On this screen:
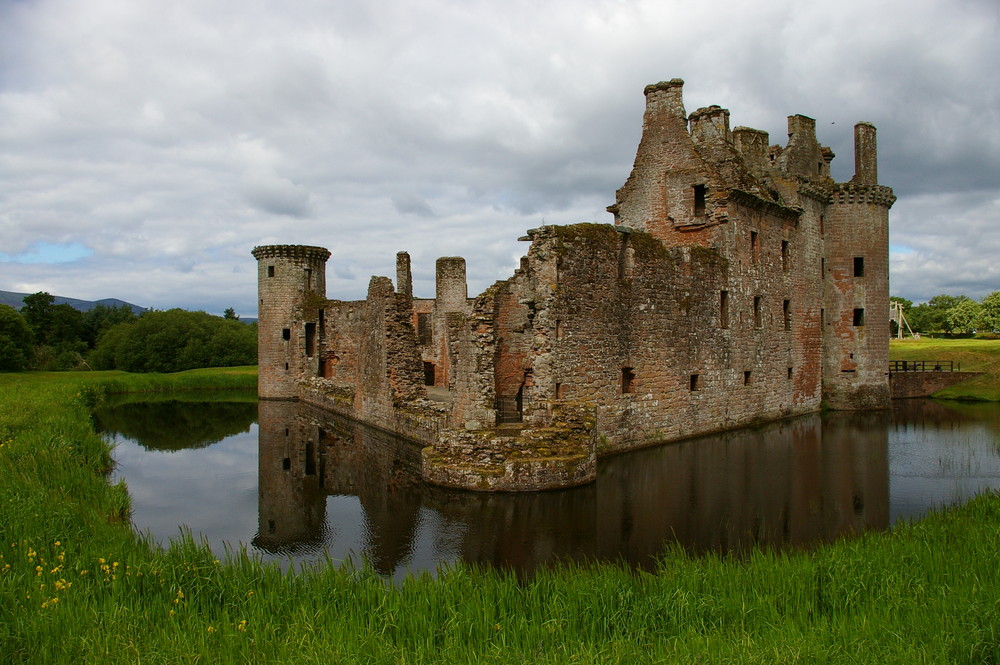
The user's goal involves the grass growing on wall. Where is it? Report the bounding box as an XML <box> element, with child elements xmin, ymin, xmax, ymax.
<box><xmin>2</xmin><ymin>369</ymin><xmax>1000</xmax><ymax>663</ymax></box>
<box><xmin>890</xmin><ymin>338</ymin><xmax>1000</xmax><ymax>400</ymax></box>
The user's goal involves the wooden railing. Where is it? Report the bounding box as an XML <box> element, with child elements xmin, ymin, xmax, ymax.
<box><xmin>889</xmin><ymin>360</ymin><xmax>957</xmax><ymax>372</ymax></box>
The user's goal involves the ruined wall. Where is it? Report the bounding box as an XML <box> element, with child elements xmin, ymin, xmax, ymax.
<box><xmin>519</xmin><ymin>223</ymin><xmax>821</xmax><ymax>454</ymax></box>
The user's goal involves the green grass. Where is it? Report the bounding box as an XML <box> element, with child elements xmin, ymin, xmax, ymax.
<box><xmin>890</xmin><ymin>338</ymin><xmax>1000</xmax><ymax>400</ymax></box>
<box><xmin>2</xmin><ymin>368</ymin><xmax>1000</xmax><ymax>662</ymax></box>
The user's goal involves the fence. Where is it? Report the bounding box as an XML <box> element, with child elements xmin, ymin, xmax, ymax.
<box><xmin>889</xmin><ymin>360</ymin><xmax>957</xmax><ymax>372</ymax></box>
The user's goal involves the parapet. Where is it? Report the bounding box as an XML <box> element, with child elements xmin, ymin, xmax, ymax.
<box><xmin>252</xmin><ymin>245</ymin><xmax>331</xmax><ymax>262</ymax></box>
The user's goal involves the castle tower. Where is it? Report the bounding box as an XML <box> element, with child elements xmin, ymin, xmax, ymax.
<box><xmin>821</xmin><ymin>123</ymin><xmax>895</xmax><ymax>409</ymax></box>
<box><xmin>252</xmin><ymin>245</ymin><xmax>331</xmax><ymax>400</ymax></box>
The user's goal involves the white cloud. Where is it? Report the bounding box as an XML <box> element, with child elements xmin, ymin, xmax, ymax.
<box><xmin>0</xmin><ymin>0</ymin><xmax>998</xmax><ymax>316</ymax></box>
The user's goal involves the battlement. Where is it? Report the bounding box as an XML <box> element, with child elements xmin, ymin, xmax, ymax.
<box><xmin>251</xmin><ymin>245</ymin><xmax>331</xmax><ymax>262</ymax></box>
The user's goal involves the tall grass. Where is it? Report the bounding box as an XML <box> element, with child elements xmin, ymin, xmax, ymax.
<box><xmin>2</xmin><ymin>369</ymin><xmax>1000</xmax><ymax>663</ymax></box>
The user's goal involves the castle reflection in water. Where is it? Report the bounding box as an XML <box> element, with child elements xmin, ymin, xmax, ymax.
<box><xmin>254</xmin><ymin>401</ymin><xmax>889</xmax><ymax>575</ymax></box>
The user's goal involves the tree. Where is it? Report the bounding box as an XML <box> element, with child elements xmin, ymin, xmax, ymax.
<box><xmin>90</xmin><ymin>309</ymin><xmax>256</xmax><ymax>372</ymax></box>
<box><xmin>907</xmin><ymin>294</ymin><xmax>972</xmax><ymax>334</ymax></box>
<box><xmin>946</xmin><ymin>299</ymin><xmax>982</xmax><ymax>334</ymax></box>
<box><xmin>0</xmin><ymin>305</ymin><xmax>34</xmax><ymax>371</ymax></box>
<box><xmin>977</xmin><ymin>291</ymin><xmax>1000</xmax><ymax>332</ymax></box>
<box><xmin>82</xmin><ymin>304</ymin><xmax>138</xmax><ymax>347</ymax></box>
<box><xmin>223</xmin><ymin>307</ymin><xmax>239</xmax><ymax>321</ymax></box>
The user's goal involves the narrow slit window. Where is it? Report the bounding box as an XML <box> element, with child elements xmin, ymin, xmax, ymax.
<box><xmin>743</xmin><ymin>371</ymin><xmax>752</xmax><ymax>386</ymax></box>
<box><xmin>787</xmin><ymin>367</ymin><xmax>793</xmax><ymax>380</ymax></box>
<box><xmin>267</xmin><ymin>265</ymin><xmax>275</xmax><ymax>277</ymax></box>
<box><xmin>783</xmin><ymin>300</ymin><xmax>791</xmax><ymax>331</ymax></box>
<box><xmin>693</xmin><ymin>184</ymin><xmax>706</xmax><ymax>216</ymax></box>
<box><xmin>853</xmin><ymin>308</ymin><xmax>865</xmax><ymax>326</ymax></box>
<box><xmin>853</xmin><ymin>256</ymin><xmax>865</xmax><ymax>277</ymax></box>
<box><xmin>750</xmin><ymin>231</ymin><xmax>759</xmax><ymax>263</ymax></box>
<box><xmin>305</xmin><ymin>268</ymin><xmax>312</xmax><ymax>289</ymax></box>
<box><xmin>719</xmin><ymin>290</ymin><xmax>729</xmax><ymax>328</ymax></box>
<box><xmin>781</xmin><ymin>240</ymin><xmax>789</xmax><ymax>271</ymax></box>
<box><xmin>621</xmin><ymin>367</ymin><xmax>636</xmax><ymax>394</ymax></box>
<box><xmin>690</xmin><ymin>374</ymin><xmax>700</xmax><ymax>391</ymax></box>
<box><xmin>753</xmin><ymin>296</ymin><xmax>762</xmax><ymax>328</ymax></box>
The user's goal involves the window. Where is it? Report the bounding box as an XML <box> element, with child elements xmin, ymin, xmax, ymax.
<box><xmin>305</xmin><ymin>322</ymin><xmax>316</xmax><ymax>357</ymax></box>
<box><xmin>423</xmin><ymin>362</ymin><xmax>435</xmax><ymax>386</ymax></box>
<box><xmin>621</xmin><ymin>368</ymin><xmax>636</xmax><ymax>394</ymax></box>
<box><xmin>282</xmin><ymin>328</ymin><xmax>291</xmax><ymax>341</ymax></box>
<box><xmin>719</xmin><ymin>291</ymin><xmax>729</xmax><ymax>328</ymax></box>
<box><xmin>690</xmin><ymin>374</ymin><xmax>701</xmax><ymax>391</ymax></box>
<box><xmin>783</xmin><ymin>300</ymin><xmax>791</xmax><ymax>331</ymax></box>
<box><xmin>853</xmin><ymin>256</ymin><xmax>865</xmax><ymax>277</ymax></box>
<box><xmin>819</xmin><ymin>215</ymin><xmax>825</xmax><ymax>235</ymax></box>
<box><xmin>267</xmin><ymin>265</ymin><xmax>275</xmax><ymax>277</ymax></box>
<box><xmin>305</xmin><ymin>268</ymin><xmax>312</xmax><ymax>289</ymax></box>
<box><xmin>693</xmin><ymin>184</ymin><xmax>706</xmax><ymax>217</ymax></box>
<box><xmin>781</xmin><ymin>240</ymin><xmax>789</xmax><ymax>271</ymax></box>
<box><xmin>556</xmin><ymin>383</ymin><xmax>568</xmax><ymax>399</ymax></box>
<box><xmin>753</xmin><ymin>296</ymin><xmax>762</xmax><ymax>328</ymax></box>
<box><xmin>750</xmin><ymin>231</ymin><xmax>759</xmax><ymax>262</ymax></box>
<box><xmin>853</xmin><ymin>308</ymin><xmax>865</xmax><ymax>326</ymax></box>
<box><xmin>417</xmin><ymin>313</ymin><xmax>432</xmax><ymax>345</ymax></box>
<box><xmin>743</xmin><ymin>371</ymin><xmax>752</xmax><ymax>386</ymax></box>
<box><xmin>787</xmin><ymin>367</ymin><xmax>793</xmax><ymax>380</ymax></box>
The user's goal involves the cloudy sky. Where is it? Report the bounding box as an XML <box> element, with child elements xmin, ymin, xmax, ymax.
<box><xmin>1</xmin><ymin>0</ymin><xmax>998</xmax><ymax>317</ymax></box>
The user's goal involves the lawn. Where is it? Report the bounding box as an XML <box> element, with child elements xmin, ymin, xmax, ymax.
<box><xmin>890</xmin><ymin>337</ymin><xmax>1000</xmax><ymax>400</ymax></box>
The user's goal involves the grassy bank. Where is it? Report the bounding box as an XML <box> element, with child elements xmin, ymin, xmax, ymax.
<box><xmin>2</xmin><ymin>370</ymin><xmax>1000</xmax><ymax>663</ymax></box>
<box><xmin>890</xmin><ymin>337</ymin><xmax>1000</xmax><ymax>400</ymax></box>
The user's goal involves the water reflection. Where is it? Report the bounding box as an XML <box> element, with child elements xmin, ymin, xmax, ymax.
<box><xmin>255</xmin><ymin>402</ymin><xmax>888</xmax><ymax>575</ymax></box>
<box><xmin>98</xmin><ymin>397</ymin><xmax>1000</xmax><ymax>578</ymax></box>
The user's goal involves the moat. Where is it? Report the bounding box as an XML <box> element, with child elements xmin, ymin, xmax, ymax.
<box><xmin>93</xmin><ymin>397</ymin><xmax>1000</xmax><ymax>579</ymax></box>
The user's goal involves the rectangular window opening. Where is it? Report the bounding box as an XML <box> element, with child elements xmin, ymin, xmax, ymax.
<box><xmin>693</xmin><ymin>184</ymin><xmax>706</xmax><ymax>217</ymax></box>
<box><xmin>853</xmin><ymin>256</ymin><xmax>865</xmax><ymax>277</ymax></box>
<box><xmin>423</xmin><ymin>362</ymin><xmax>435</xmax><ymax>386</ymax></box>
<box><xmin>719</xmin><ymin>290</ymin><xmax>729</xmax><ymax>328</ymax></box>
<box><xmin>783</xmin><ymin>299</ymin><xmax>791</xmax><ymax>331</ymax></box>
<box><xmin>282</xmin><ymin>328</ymin><xmax>291</xmax><ymax>341</ymax></box>
<box><xmin>621</xmin><ymin>367</ymin><xmax>635</xmax><ymax>394</ymax></box>
<box><xmin>305</xmin><ymin>268</ymin><xmax>312</xmax><ymax>289</ymax></box>
<box><xmin>787</xmin><ymin>367</ymin><xmax>793</xmax><ymax>380</ymax></box>
<box><xmin>781</xmin><ymin>240</ymin><xmax>790</xmax><ymax>272</ymax></box>
<box><xmin>556</xmin><ymin>383</ymin><xmax>568</xmax><ymax>400</ymax></box>
<box><xmin>690</xmin><ymin>374</ymin><xmax>700</xmax><ymax>391</ymax></box>
<box><xmin>853</xmin><ymin>308</ymin><xmax>865</xmax><ymax>326</ymax></box>
<box><xmin>750</xmin><ymin>231</ymin><xmax>759</xmax><ymax>263</ymax></box>
<box><xmin>267</xmin><ymin>265</ymin><xmax>275</xmax><ymax>277</ymax></box>
<box><xmin>743</xmin><ymin>371</ymin><xmax>752</xmax><ymax>386</ymax></box>
<box><xmin>417</xmin><ymin>313</ymin><xmax>432</xmax><ymax>345</ymax></box>
<box><xmin>753</xmin><ymin>296</ymin><xmax>762</xmax><ymax>328</ymax></box>
<box><xmin>305</xmin><ymin>322</ymin><xmax>316</xmax><ymax>357</ymax></box>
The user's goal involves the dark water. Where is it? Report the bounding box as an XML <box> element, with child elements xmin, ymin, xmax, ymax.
<box><xmin>93</xmin><ymin>398</ymin><xmax>1000</xmax><ymax>579</ymax></box>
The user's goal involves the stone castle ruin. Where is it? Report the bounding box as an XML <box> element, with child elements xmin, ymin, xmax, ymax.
<box><xmin>253</xmin><ymin>79</ymin><xmax>894</xmax><ymax>491</ymax></box>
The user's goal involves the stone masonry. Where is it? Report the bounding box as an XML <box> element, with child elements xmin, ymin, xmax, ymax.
<box><xmin>253</xmin><ymin>79</ymin><xmax>895</xmax><ymax>491</ymax></box>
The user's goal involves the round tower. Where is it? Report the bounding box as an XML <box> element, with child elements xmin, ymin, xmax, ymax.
<box><xmin>821</xmin><ymin>123</ymin><xmax>895</xmax><ymax>409</ymax></box>
<box><xmin>252</xmin><ymin>245</ymin><xmax>331</xmax><ymax>400</ymax></box>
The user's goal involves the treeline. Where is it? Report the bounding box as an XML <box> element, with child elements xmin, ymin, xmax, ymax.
<box><xmin>892</xmin><ymin>292</ymin><xmax>1000</xmax><ymax>336</ymax></box>
<box><xmin>0</xmin><ymin>292</ymin><xmax>256</xmax><ymax>372</ymax></box>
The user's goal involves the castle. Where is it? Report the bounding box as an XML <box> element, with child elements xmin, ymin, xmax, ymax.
<box><xmin>253</xmin><ymin>79</ymin><xmax>894</xmax><ymax>491</ymax></box>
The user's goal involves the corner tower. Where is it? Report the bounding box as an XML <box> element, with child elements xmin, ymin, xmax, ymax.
<box><xmin>822</xmin><ymin>123</ymin><xmax>895</xmax><ymax>409</ymax></box>
<box><xmin>252</xmin><ymin>245</ymin><xmax>331</xmax><ymax>400</ymax></box>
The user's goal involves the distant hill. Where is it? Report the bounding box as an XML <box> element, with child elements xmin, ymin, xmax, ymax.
<box><xmin>0</xmin><ymin>290</ymin><xmax>147</xmax><ymax>315</ymax></box>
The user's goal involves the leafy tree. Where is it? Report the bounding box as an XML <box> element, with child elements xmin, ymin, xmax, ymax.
<box><xmin>82</xmin><ymin>304</ymin><xmax>138</xmax><ymax>347</ymax></box>
<box><xmin>946</xmin><ymin>299</ymin><xmax>982</xmax><ymax>334</ymax></box>
<box><xmin>223</xmin><ymin>307</ymin><xmax>239</xmax><ymax>321</ymax></box>
<box><xmin>907</xmin><ymin>294</ymin><xmax>972</xmax><ymax>334</ymax></box>
<box><xmin>977</xmin><ymin>291</ymin><xmax>1000</xmax><ymax>332</ymax></box>
<box><xmin>90</xmin><ymin>309</ymin><xmax>256</xmax><ymax>373</ymax></box>
<box><xmin>0</xmin><ymin>305</ymin><xmax>34</xmax><ymax>371</ymax></box>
